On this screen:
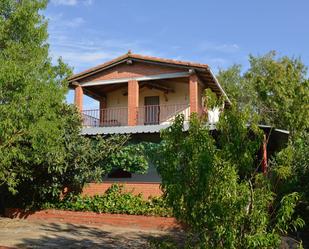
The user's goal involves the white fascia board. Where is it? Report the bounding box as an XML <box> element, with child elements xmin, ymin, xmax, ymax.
<box><xmin>208</xmin><ymin>68</ymin><xmax>232</xmax><ymax>105</ymax></box>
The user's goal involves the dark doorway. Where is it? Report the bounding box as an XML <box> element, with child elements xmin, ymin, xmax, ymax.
<box><xmin>144</xmin><ymin>96</ymin><xmax>160</xmax><ymax>125</ymax></box>
<box><xmin>108</xmin><ymin>168</ymin><xmax>132</xmax><ymax>178</ymax></box>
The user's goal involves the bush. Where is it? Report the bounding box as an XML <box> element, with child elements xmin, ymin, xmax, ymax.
<box><xmin>151</xmin><ymin>110</ymin><xmax>304</xmax><ymax>248</ymax></box>
<box><xmin>148</xmin><ymin>238</ymin><xmax>179</xmax><ymax>249</ymax></box>
<box><xmin>42</xmin><ymin>184</ymin><xmax>171</xmax><ymax>217</ymax></box>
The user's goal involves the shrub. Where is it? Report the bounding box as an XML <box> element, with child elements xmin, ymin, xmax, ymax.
<box><xmin>151</xmin><ymin>110</ymin><xmax>304</xmax><ymax>248</ymax></box>
<box><xmin>148</xmin><ymin>238</ymin><xmax>179</xmax><ymax>249</ymax></box>
<box><xmin>42</xmin><ymin>184</ymin><xmax>171</xmax><ymax>217</ymax></box>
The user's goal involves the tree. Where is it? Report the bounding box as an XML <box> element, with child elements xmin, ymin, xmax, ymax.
<box><xmin>217</xmin><ymin>52</ymin><xmax>309</xmax><ymax>232</ymax></box>
<box><xmin>217</xmin><ymin>51</ymin><xmax>309</xmax><ymax>138</ymax></box>
<box><xmin>246</xmin><ymin>51</ymin><xmax>309</xmax><ymax>138</ymax></box>
<box><xmin>0</xmin><ymin>0</ymin><xmax>148</xmax><ymax>207</ymax></box>
<box><xmin>0</xmin><ymin>0</ymin><xmax>71</xmax><ymax>195</ymax></box>
<box><xmin>217</xmin><ymin>64</ymin><xmax>255</xmax><ymax>109</ymax></box>
<box><xmin>152</xmin><ymin>109</ymin><xmax>303</xmax><ymax>248</ymax></box>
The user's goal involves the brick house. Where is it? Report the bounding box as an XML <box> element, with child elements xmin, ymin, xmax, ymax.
<box><xmin>68</xmin><ymin>52</ymin><xmax>286</xmax><ymax>198</ymax></box>
<box><xmin>68</xmin><ymin>51</ymin><xmax>230</xmax><ymax>130</ymax></box>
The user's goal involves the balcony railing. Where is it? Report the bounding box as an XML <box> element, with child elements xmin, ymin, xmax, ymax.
<box><xmin>82</xmin><ymin>107</ymin><xmax>128</xmax><ymax>127</ymax></box>
<box><xmin>137</xmin><ymin>103</ymin><xmax>190</xmax><ymax>125</ymax></box>
<box><xmin>82</xmin><ymin>103</ymin><xmax>190</xmax><ymax>127</ymax></box>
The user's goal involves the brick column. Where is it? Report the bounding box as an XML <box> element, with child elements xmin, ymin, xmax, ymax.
<box><xmin>189</xmin><ymin>74</ymin><xmax>199</xmax><ymax>114</ymax></box>
<box><xmin>262</xmin><ymin>134</ymin><xmax>268</xmax><ymax>174</ymax></box>
<box><xmin>128</xmin><ymin>80</ymin><xmax>139</xmax><ymax>126</ymax></box>
<box><xmin>74</xmin><ymin>84</ymin><xmax>83</xmax><ymax>112</ymax></box>
<box><xmin>99</xmin><ymin>97</ymin><xmax>106</xmax><ymax>126</ymax></box>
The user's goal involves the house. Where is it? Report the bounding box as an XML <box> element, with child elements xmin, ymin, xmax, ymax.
<box><xmin>68</xmin><ymin>52</ymin><xmax>287</xmax><ymax>198</ymax></box>
<box><xmin>68</xmin><ymin>51</ymin><xmax>230</xmax><ymax>134</ymax></box>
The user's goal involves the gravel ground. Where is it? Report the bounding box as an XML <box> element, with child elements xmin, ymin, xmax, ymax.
<box><xmin>2</xmin><ymin>217</ymin><xmax>305</xmax><ymax>249</ymax></box>
<box><xmin>0</xmin><ymin>217</ymin><xmax>182</xmax><ymax>249</ymax></box>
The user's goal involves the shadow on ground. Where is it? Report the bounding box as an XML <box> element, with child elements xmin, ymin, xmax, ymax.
<box><xmin>15</xmin><ymin>222</ymin><xmax>183</xmax><ymax>249</ymax></box>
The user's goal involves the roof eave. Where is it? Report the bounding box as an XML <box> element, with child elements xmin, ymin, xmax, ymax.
<box><xmin>68</xmin><ymin>56</ymin><xmax>129</xmax><ymax>84</ymax></box>
<box><xmin>68</xmin><ymin>54</ymin><xmax>209</xmax><ymax>84</ymax></box>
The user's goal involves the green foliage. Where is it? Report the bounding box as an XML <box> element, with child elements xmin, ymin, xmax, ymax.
<box><xmin>203</xmin><ymin>88</ymin><xmax>224</xmax><ymax>110</ymax></box>
<box><xmin>152</xmin><ymin>111</ymin><xmax>303</xmax><ymax>248</ymax></box>
<box><xmin>0</xmin><ymin>0</ymin><xmax>69</xmax><ymax>195</ymax></box>
<box><xmin>217</xmin><ymin>65</ymin><xmax>250</xmax><ymax>106</ymax></box>
<box><xmin>217</xmin><ymin>51</ymin><xmax>309</xmax><ymax>232</ymax></box>
<box><xmin>217</xmin><ymin>64</ymin><xmax>257</xmax><ymax>114</ymax></box>
<box><xmin>43</xmin><ymin>184</ymin><xmax>171</xmax><ymax>217</ymax></box>
<box><xmin>246</xmin><ymin>51</ymin><xmax>309</xmax><ymax>138</ymax></box>
<box><xmin>106</xmin><ymin>143</ymin><xmax>148</xmax><ymax>174</ymax></box>
<box><xmin>271</xmin><ymin>131</ymin><xmax>309</xmax><ymax>228</ymax></box>
<box><xmin>292</xmin><ymin>131</ymin><xmax>309</xmax><ymax>199</ymax></box>
<box><xmin>217</xmin><ymin>51</ymin><xmax>309</xmax><ymax>138</ymax></box>
<box><xmin>0</xmin><ymin>0</ymin><xmax>149</xmax><ymax>208</ymax></box>
<box><xmin>148</xmin><ymin>237</ymin><xmax>179</xmax><ymax>249</ymax></box>
<box><xmin>274</xmin><ymin>192</ymin><xmax>305</xmax><ymax>234</ymax></box>
<box><xmin>217</xmin><ymin>107</ymin><xmax>262</xmax><ymax>178</ymax></box>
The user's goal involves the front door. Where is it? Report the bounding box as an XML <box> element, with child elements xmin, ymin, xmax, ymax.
<box><xmin>144</xmin><ymin>96</ymin><xmax>160</xmax><ymax>125</ymax></box>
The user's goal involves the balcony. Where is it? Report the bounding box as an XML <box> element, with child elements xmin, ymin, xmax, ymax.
<box><xmin>82</xmin><ymin>103</ymin><xmax>190</xmax><ymax>127</ymax></box>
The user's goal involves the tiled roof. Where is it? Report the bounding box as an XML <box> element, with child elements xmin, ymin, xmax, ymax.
<box><xmin>68</xmin><ymin>52</ymin><xmax>209</xmax><ymax>82</ymax></box>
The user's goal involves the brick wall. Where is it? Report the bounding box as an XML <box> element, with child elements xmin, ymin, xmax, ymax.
<box><xmin>74</xmin><ymin>85</ymin><xmax>83</xmax><ymax>112</ymax></box>
<box><xmin>82</xmin><ymin>182</ymin><xmax>162</xmax><ymax>199</ymax></box>
<box><xmin>189</xmin><ymin>74</ymin><xmax>199</xmax><ymax>114</ymax></box>
<box><xmin>80</xmin><ymin>61</ymin><xmax>184</xmax><ymax>83</ymax></box>
<box><xmin>127</xmin><ymin>80</ymin><xmax>139</xmax><ymax>126</ymax></box>
<box><xmin>5</xmin><ymin>208</ymin><xmax>180</xmax><ymax>231</ymax></box>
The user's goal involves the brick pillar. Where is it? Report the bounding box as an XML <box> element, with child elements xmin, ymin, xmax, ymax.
<box><xmin>262</xmin><ymin>134</ymin><xmax>268</xmax><ymax>174</ymax></box>
<box><xmin>189</xmin><ymin>74</ymin><xmax>199</xmax><ymax>114</ymax></box>
<box><xmin>74</xmin><ymin>84</ymin><xmax>83</xmax><ymax>112</ymax></box>
<box><xmin>99</xmin><ymin>97</ymin><xmax>106</xmax><ymax>126</ymax></box>
<box><xmin>128</xmin><ymin>80</ymin><xmax>139</xmax><ymax>126</ymax></box>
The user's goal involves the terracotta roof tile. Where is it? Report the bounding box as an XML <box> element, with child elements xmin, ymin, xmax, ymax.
<box><xmin>129</xmin><ymin>53</ymin><xmax>208</xmax><ymax>69</ymax></box>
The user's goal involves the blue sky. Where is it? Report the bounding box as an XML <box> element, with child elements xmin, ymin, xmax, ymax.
<box><xmin>45</xmin><ymin>0</ymin><xmax>309</xmax><ymax>108</ymax></box>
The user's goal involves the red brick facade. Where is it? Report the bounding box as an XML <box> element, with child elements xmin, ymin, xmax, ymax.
<box><xmin>74</xmin><ymin>84</ymin><xmax>83</xmax><ymax>112</ymax></box>
<box><xmin>79</xmin><ymin>61</ymin><xmax>184</xmax><ymax>83</ymax></box>
<box><xmin>99</xmin><ymin>97</ymin><xmax>106</xmax><ymax>124</ymax></box>
<box><xmin>71</xmin><ymin>53</ymin><xmax>230</xmax><ymax>117</ymax></box>
<box><xmin>73</xmin><ymin>57</ymin><xmax>212</xmax><ymax>121</ymax></box>
<box><xmin>189</xmin><ymin>74</ymin><xmax>199</xmax><ymax>114</ymax></box>
<box><xmin>5</xmin><ymin>208</ymin><xmax>180</xmax><ymax>231</ymax></box>
<box><xmin>127</xmin><ymin>80</ymin><xmax>139</xmax><ymax>126</ymax></box>
<box><xmin>82</xmin><ymin>182</ymin><xmax>162</xmax><ymax>199</ymax></box>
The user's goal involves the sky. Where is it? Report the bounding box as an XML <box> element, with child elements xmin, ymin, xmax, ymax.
<box><xmin>45</xmin><ymin>0</ymin><xmax>309</xmax><ymax>108</ymax></box>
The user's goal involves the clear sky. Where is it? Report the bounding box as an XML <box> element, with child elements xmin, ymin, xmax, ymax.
<box><xmin>45</xmin><ymin>0</ymin><xmax>309</xmax><ymax>108</ymax></box>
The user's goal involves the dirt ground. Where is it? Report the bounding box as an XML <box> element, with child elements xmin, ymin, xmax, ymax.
<box><xmin>0</xmin><ymin>217</ymin><xmax>182</xmax><ymax>249</ymax></box>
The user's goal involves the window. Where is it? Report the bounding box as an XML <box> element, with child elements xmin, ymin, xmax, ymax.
<box><xmin>107</xmin><ymin>168</ymin><xmax>132</xmax><ymax>178</ymax></box>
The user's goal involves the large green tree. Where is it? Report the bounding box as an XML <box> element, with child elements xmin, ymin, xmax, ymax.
<box><xmin>217</xmin><ymin>51</ymin><xmax>309</xmax><ymax>232</ymax></box>
<box><xmin>0</xmin><ymin>0</ymin><xmax>71</xmax><ymax>195</ymax></box>
<box><xmin>0</xmin><ymin>0</ymin><xmax>148</xmax><ymax>207</ymax></box>
<box><xmin>153</xmin><ymin>112</ymin><xmax>303</xmax><ymax>248</ymax></box>
<box><xmin>217</xmin><ymin>51</ymin><xmax>309</xmax><ymax>138</ymax></box>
